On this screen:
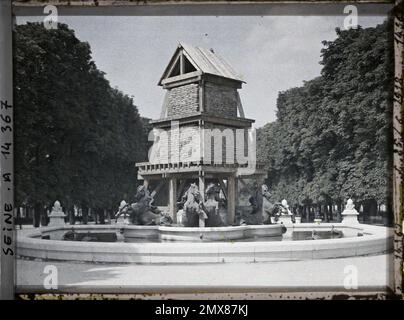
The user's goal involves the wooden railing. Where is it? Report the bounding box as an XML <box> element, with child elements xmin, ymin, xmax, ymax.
<box><xmin>136</xmin><ymin>161</ymin><xmax>265</xmax><ymax>173</ymax></box>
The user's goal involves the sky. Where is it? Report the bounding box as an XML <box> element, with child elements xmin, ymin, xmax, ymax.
<box><xmin>17</xmin><ymin>13</ymin><xmax>388</xmax><ymax>127</ymax></box>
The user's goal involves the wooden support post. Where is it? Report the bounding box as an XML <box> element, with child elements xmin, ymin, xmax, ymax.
<box><xmin>227</xmin><ymin>175</ymin><xmax>236</xmax><ymax>226</ymax></box>
<box><xmin>238</xmin><ymin>178</ymin><xmax>247</xmax><ymax>189</ymax></box>
<box><xmin>199</xmin><ymin>174</ymin><xmax>205</xmax><ymax>227</ymax></box>
<box><xmin>150</xmin><ymin>179</ymin><xmax>165</xmax><ymax>206</ymax></box>
<box><xmin>169</xmin><ymin>178</ymin><xmax>177</xmax><ymax>223</ymax></box>
<box><xmin>199</xmin><ymin>175</ymin><xmax>205</xmax><ymax>202</ymax></box>
<box><xmin>151</xmin><ymin>179</ymin><xmax>165</xmax><ymax>198</ymax></box>
<box><xmin>160</xmin><ymin>91</ymin><xmax>169</xmax><ymax>118</ymax></box>
<box><xmin>235</xmin><ymin>178</ymin><xmax>239</xmax><ymax>208</ymax></box>
<box><xmin>199</xmin><ymin>80</ymin><xmax>205</xmax><ymax>112</ymax></box>
<box><xmin>256</xmin><ymin>177</ymin><xmax>265</xmax><ymax>221</ymax></box>
<box><xmin>218</xmin><ymin>179</ymin><xmax>228</xmax><ymax>200</ymax></box>
<box><xmin>180</xmin><ymin>51</ymin><xmax>185</xmax><ymax>74</ymax></box>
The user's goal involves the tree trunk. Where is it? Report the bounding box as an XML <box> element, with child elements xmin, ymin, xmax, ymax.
<box><xmin>106</xmin><ymin>209</ymin><xmax>111</xmax><ymax>224</ymax></box>
<box><xmin>323</xmin><ymin>204</ymin><xmax>329</xmax><ymax>222</ymax></box>
<box><xmin>337</xmin><ymin>201</ymin><xmax>342</xmax><ymax>222</ymax></box>
<box><xmin>68</xmin><ymin>206</ymin><xmax>75</xmax><ymax>225</ymax></box>
<box><xmin>370</xmin><ymin>199</ymin><xmax>378</xmax><ymax>217</ymax></box>
<box><xmin>99</xmin><ymin>208</ymin><xmax>105</xmax><ymax>225</ymax></box>
<box><xmin>329</xmin><ymin>203</ymin><xmax>334</xmax><ymax>221</ymax></box>
<box><xmin>41</xmin><ymin>206</ymin><xmax>49</xmax><ymax>226</ymax></box>
<box><xmin>33</xmin><ymin>203</ymin><xmax>41</xmax><ymax>228</ymax></box>
<box><xmin>94</xmin><ymin>208</ymin><xmax>98</xmax><ymax>224</ymax></box>
<box><xmin>82</xmin><ymin>206</ymin><xmax>88</xmax><ymax>225</ymax></box>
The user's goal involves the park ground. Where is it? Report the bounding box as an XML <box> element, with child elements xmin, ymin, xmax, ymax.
<box><xmin>16</xmin><ymin>253</ymin><xmax>393</xmax><ymax>295</ymax></box>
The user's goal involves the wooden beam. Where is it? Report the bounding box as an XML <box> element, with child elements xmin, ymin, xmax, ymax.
<box><xmin>168</xmin><ymin>178</ymin><xmax>177</xmax><ymax>223</ymax></box>
<box><xmin>182</xmin><ymin>49</ymin><xmax>200</xmax><ymax>71</ymax></box>
<box><xmin>218</xmin><ymin>179</ymin><xmax>228</xmax><ymax>200</ymax></box>
<box><xmin>162</xmin><ymin>71</ymin><xmax>202</xmax><ymax>88</ymax></box>
<box><xmin>166</xmin><ymin>52</ymin><xmax>181</xmax><ymax>79</ymax></box>
<box><xmin>203</xmin><ymin>74</ymin><xmax>243</xmax><ymax>89</ymax></box>
<box><xmin>150</xmin><ymin>112</ymin><xmax>254</xmax><ymax>128</ymax></box>
<box><xmin>227</xmin><ymin>175</ymin><xmax>236</xmax><ymax>226</ymax></box>
<box><xmin>177</xmin><ymin>179</ymin><xmax>187</xmax><ymax>201</ymax></box>
<box><xmin>236</xmin><ymin>92</ymin><xmax>245</xmax><ymax>118</ymax></box>
<box><xmin>151</xmin><ymin>179</ymin><xmax>165</xmax><ymax>198</ymax></box>
<box><xmin>238</xmin><ymin>178</ymin><xmax>247</xmax><ymax>189</ymax></box>
<box><xmin>235</xmin><ymin>178</ymin><xmax>239</xmax><ymax>207</ymax></box>
<box><xmin>199</xmin><ymin>174</ymin><xmax>205</xmax><ymax>203</ymax></box>
<box><xmin>180</xmin><ymin>51</ymin><xmax>185</xmax><ymax>75</ymax></box>
<box><xmin>160</xmin><ymin>91</ymin><xmax>169</xmax><ymax>119</ymax></box>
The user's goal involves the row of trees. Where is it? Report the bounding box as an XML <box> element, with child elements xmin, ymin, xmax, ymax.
<box><xmin>257</xmin><ymin>21</ymin><xmax>393</xmax><ymax>223</ymax></box>
<box><xmin>14</xmin><ymin>23</ymin><xmax>149</xmax><ymax>225</ymax></box>
<box><xmin>14</xmin><ymin>21</ymin><xmax>394</xmax><ymax>225</ymax></box>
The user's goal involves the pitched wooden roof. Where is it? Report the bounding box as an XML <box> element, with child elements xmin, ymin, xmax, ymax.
<box><xmin>158</xmin><ymin>42</ymin><xmax>245</xmax><ymax>85</ymax></box>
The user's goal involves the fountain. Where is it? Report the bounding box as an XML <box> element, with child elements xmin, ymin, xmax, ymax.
<box><xmin>17</xmin><ymin>197</ymin><xmax>392</xmax><ymax>263</ymax></box>
<box><xmin>118</xmin><ymin>42</ymin><xmax>284</xmax><ymax>242</ymax></box>
<box><xmin>16</xmin><ymin>43</ymin><xmax>393</xmax><ymax>264</ymax></box>
<box><xmin>341</xmin><ymin>198</ymin><xmax>360</xmax><ymax>225</ymax></box>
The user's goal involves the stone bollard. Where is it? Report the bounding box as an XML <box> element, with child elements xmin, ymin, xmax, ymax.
<box><xmin>48</xmin><ymin>200</ymin><xmax>67</xmax><ymax>227</ymax></box>
<box><xmin>116</xmin><ymin>200</ymin><xmax>129</xmax><ymax>224</ymax></box>
<box><xmin>341</xmin><ymin>199</ymin><xmax>360</xmax><ymax>225</ymax></box>
<box><xmin>277</xmin><ymin>199</ymin><xmax>294</xmax><ymax>225</ymax></box>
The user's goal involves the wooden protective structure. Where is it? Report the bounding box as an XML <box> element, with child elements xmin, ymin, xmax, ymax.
<box><xmin>136</xmin><ymin>43</ymin><xmax>267</xmax><ymax>225</ymax></box>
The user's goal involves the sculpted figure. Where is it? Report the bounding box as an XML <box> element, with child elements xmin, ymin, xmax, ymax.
<box><xmin>279</xmin><ymin>199</ymin><xmax>292</xmax><ymax>215</ymax></box>
<box><xmin>203</xmin><ymin>183</ymin><xmax>225</xmax><ymax>227</ymax></box>
<box><xmin>115</xmin><ymin>185</ymin><xmax>172</xmax><ymax>226</ymax></box>
<box><xmin>180</xmin><ymin>183</ymin><xmax>207</xmax><ymax>227</ymax></box>
<box><xmin>345</xmin><ymin>198</ymin><xmax>356</xmax><ymax>210</ymax></box>
<box><xmin>239</xmin><ymin>182</ymin><xmax>266</xmax><ymax>225</ymax></box>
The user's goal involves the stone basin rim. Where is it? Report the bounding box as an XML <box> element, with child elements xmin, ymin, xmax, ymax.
<box><xmin>16</xmin><ymin>223</ymin><xmax>393</xmax><ymax>264</ymax></box>
<box><xmin>18</xmin><ymin>223</ymin><xmax>392</xmax><ymax>247</ymax></box>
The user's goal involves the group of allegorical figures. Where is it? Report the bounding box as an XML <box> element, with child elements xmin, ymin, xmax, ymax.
<box><xmin>114</xmin><ymin>182</ymin><xmax>294</xmax><ymax>227</ymax></box>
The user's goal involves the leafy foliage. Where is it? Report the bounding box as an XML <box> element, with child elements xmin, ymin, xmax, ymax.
<box><xmin>14</xmin><ymin>23</ymin><xmax>148</xmax><ymax>212</ymax></box>
<box><xmin>257</xmin><ymin>21</ymin><xmax>393</xmax><ymax>213</ymax></box>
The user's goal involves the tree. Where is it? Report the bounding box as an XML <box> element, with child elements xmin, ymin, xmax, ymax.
<box><xmin>14</xmin><ymin>22</ymin><xmax>148</xmax><ymax>223</ymax></box>
<box><xmin>257</xmin><ymin>20</ymin><xmax>393</xmax><ymax>222</ymax></box>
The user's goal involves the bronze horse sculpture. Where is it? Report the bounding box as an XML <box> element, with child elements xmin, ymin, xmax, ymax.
<box><xmin>203</xmin><ymin>183</ymin><xmax>225</xmax><ymax>227</ymax></box>
<box><xmin>178</xmin><ymin>183</ymin><xmax>226</xmax><ymax>227</ymax></box>
<box><xmin>115</xmin><ymin>185</ymin><xmax>172</xmax><ymax>226</ymax></box>
<box><xmin>179</xmin><ymin>183</ymin><xmax>208</xmax><ymax>227</ymax></box>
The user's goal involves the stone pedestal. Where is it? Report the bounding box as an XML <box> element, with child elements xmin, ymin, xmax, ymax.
<box><xmin>277</xmin><ymin>214</ymin><xmax>293</xmax><ymax>225</ymax></box>
<box><xmin>48</xmin><ymin>201</ymin><xmax>66</xmax><ymax>227</ymax></box>
<box><xmin>314</xmin><ymin>218</ymin><xmax>322</xmax><ymax>224</ymax></box>
<box><xmin>116</xmin><ymin>215</ymin><xmax>129</xmax><ymax>225</ymax></box>
<box><xmin>341</xmin><ymin>199</ymin><xmax>360</xmax><ymax>225</ymax></box>
<box><xmin>295</xmin><ymin>216</ymin><xmax>302</xmax><ymax>224</ymax></box>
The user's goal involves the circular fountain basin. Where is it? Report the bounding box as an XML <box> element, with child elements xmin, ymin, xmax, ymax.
<box><xmin>123</xmin><ymin>224</ymin><xmax>283</xmax><ymax>242</ymax></box>
<box><xmin>17</xmin><ymin>223</ymin><xmax>393</xmax><ymax>264</ymax></box>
